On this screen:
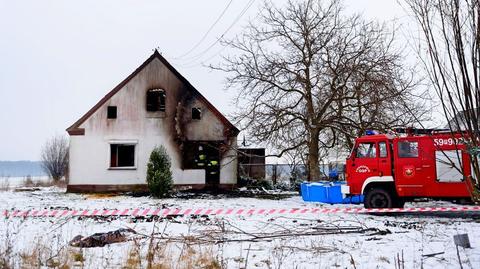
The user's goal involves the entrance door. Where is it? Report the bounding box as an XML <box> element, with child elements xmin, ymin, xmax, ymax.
<box><xmin>205</xmin><ymin>155</ymin><xmax>220</xmax><ymax>185</ymax></box>
<box><xmin>202</xmin><ymin>143</ymin><xmax>220</xmax><ymax>185</ymax></box>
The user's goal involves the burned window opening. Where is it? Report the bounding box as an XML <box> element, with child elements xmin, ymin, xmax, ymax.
<box><xmin>146</xmin><ymin>89</ymin><xmax>166</xmax><ymax>112</ymax></box>
<box><xmin>110</xmin><ymin>144</ymin><xmax>135</xmax><ymax>168</ymax></box>
<box><xmin>107</xmin><ymin>106</ymin><xmax>117</xmax><ymax>119</ymax></box>
<box><xmin>192</xmin><ymin>107</ymin><xmax>201</xmax><ymax>120</ymax></box>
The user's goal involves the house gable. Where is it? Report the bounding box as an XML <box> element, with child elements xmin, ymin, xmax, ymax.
<box><xmin>66</xmin><ymin>50</ymin><xmax>239</xmax><ymax>136</ymax></box>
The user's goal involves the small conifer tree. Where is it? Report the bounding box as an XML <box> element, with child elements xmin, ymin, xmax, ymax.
<box><xmin>146</xmin><ymin>146</ymin><xmax>173</xmax><ymax>198</ymax></box>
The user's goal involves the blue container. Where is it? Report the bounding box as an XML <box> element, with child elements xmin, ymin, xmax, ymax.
<box><xmin>349</xmin><ymin>195</ymin><xmax>364</xmax><ymax>204</ymax></box>
<box><xmin>301</xmin><ymin>182</ymin><xmax>329</xmax><ymax>202</ymax></box>
<box><xmin>326</xmin><ymin>183</ymin><xmax>344</xmax><ymax>203</ymax></box>
<box><xmin>300</xmin><ymin>182</ymin><xmax>364</xmax><ymax>204</ymax></box>
<box><xmin>300</xmin><ymin>182</ymin><xmax>310</xmax><ymax>200</ymax></box>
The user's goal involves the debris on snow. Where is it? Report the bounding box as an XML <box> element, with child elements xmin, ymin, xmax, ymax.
<box><xmin>69</xmin><ymin>228</ymin><xmax>137</xmax><ymax>248</ymax></box>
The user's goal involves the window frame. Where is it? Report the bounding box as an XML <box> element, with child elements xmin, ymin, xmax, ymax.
<box><xmin>192</xmin><ymin>107</ymin><xmax>202</xmax><ymax>120</ymax></box>
<box><xmin>107</xmin><ymin>106</ymin><xmax>117</xmax><ymax>119</ymax></box>
<box><xmin>397</xmin><ymin>141</ymin><xmax>419</xmax><ymax>158</ymax></box>
<box><xmin>435</xmin><ymin>150</ymin><xmax>464</xmax><ymax>182</ymax></box>
<box><xmin>146</xmin><ymin>88</ymin><xmax>166</xmax><ymax>112</ymax></box>
<box><xmin>108</xmin><ymin>140</ymin><xmax>138</xmax><ymax>170</ymax></box>
<box><xmin>379</xmin><ymin>141</ymin><xmax>388</xmax><ymax>158</ymax></box>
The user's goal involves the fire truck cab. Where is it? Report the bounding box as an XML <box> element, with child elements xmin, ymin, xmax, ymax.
<box><xmin>345</xmin><ymin>129</ymin><xmax>472</xmax><ymax>208</ymax></box>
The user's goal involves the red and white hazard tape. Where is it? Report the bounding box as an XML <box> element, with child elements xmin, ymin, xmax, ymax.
<box><xmin>2</xmin><ymin>206</ymin><xmax>480</xmax><ymax>218</ymax></box>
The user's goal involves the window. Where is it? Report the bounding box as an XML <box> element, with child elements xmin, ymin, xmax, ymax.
<box><xmin>146</xmin><ymin>89</ymin><xmax>166</xmax><ymax>112</ymax></box>
<box><xmin>192</xmin><ymin>107</ymin><xmax>201</xmax><ymax>120</ymax></box>
<box><xmin>107</xmin><ymin>106</ymin><xmax>117</xmax><ymax>119</ymax></box>
<box><xmin>356</xmin><ymin>143</ymin><xmax>376</xmax><ymax>158</ymax></box>
<box><xmin>398</xmin><ymin>141</ymin><xmax>419</xmax><ymax>158</ymax></box>
<box><xmin>110</xmin><ymin>144</ymin><xmax>135</xmax><ymax>168</ymax></box>
<box><xmin>436</xmin><ymin>150</ymin><xmax>463</xmax><ymax>182</ymax></box>
<box><xmin>379</xmin><ymin>142</ymin><xmax>387</xmax><ymax>158</ymax></box>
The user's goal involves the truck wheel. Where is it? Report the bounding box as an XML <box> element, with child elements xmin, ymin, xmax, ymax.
<box><xmin>364</xmin><ymin>188</ymin><xmax>393</xmax><ymax>208</ymax></box>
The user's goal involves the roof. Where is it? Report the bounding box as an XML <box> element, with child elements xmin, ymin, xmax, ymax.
<box><xmin>66</xmin><ymin>50</ymin><xmax>239</xmax><ymax>136</ymax></box>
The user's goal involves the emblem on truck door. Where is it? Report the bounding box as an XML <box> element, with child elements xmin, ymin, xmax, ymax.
<box><xmin>356</xmin><ymin>165</ymin><xmax>371</xmax><ymax>173</ymax></box>
<box><xmin>403</xmin><ymin>165</ymin><xmax>415</xmax><ymax>177</ymax></box>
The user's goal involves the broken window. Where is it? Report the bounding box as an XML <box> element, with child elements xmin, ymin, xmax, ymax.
<box><xmin>107</xmin><ymin>106</ymin><xmax>117</xmax><ymax>119</ymax></box>
<box><xmin>146</xmin><ymin>89</ymin><xmax>166</xmax><ymax>112</ymax></box>
<box><xmin>110</xmin><ymin>144</ymin><xmax>135</xmax><ymax>168</ymax></box>
<box><xmin>192</xmin><ymin>107</ymin><xmax>201</xmax><ymax>120</ymax></box>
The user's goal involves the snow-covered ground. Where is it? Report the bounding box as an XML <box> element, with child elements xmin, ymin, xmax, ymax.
<box><xmin>0</xmin><ymin>187</ymin><xmax>479</xmax><ymax>268</ymax></box>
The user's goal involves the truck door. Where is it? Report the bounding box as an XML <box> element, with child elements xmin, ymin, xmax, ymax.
<box><xmin>394</xmin><ymin>138</ymin><xmax>427</xmax><ymax>196</ymax></box>
<box><xmin>349</xmin><ymin>142</ymin><xmax>379</xmax><ymax>193</ymax></box>
<box><xmin>378</xmin><ymin>141</ymin><xmax>392</xmax><ymax>176</ymax></box>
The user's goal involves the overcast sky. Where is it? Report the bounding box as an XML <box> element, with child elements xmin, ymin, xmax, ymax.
<box><xmin>0</xmin><ymin>0</ymin><xmax>411</xmax><ymax>161</ymax></box>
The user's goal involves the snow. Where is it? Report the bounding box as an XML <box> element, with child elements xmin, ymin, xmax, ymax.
<box><xmin>1</xmin><ymin>187</ymin><xmax>479</xmax><ymax>268</ymax></box>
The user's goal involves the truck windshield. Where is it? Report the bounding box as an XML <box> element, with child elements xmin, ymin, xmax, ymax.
<box><xmin>356</xmin><ymin>142</ymin><xmax>376</xmax><ymax>158</ymax></box>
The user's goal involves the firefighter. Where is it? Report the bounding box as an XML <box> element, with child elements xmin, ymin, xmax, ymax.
<box><xmin>207</xmin><ymin>159</ymin><xmax>219</xmax><ymax>175</ymax></box>
<box><xmin>195</xmin><ymin>146</ymin><xmax>207</xmax><ymax>167</ymax></box>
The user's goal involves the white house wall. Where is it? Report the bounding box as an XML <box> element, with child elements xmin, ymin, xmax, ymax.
<box><xmin>68</xmin><ymin>57</ymin><xmax>237</xmax><ymax>189</ymax></box>
<box><xmin>220</xmin><ymin>138</ymin><xmax>238</xmax><ymax>184</ymax></box>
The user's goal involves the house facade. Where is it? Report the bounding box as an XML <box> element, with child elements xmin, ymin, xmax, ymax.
<box><xmin>66</xmin><ymin>51</ymin><xmax>239</xmax><ymax>192</ymax></box>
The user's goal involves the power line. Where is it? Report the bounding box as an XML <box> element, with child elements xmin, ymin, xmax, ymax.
<box><xmin>178</xmin><ymin>0</ymin><xmax>256</xmax><ymax>63</ymax></box>
<box><xmin>175</xmin><ymin>45</ymin><xmax>228</xmax><ymax>69</ymax></box>
<box><xmin>175</xmin><ymin>0</ymin><xmax>235</xmax><ymax>59</ymax></box>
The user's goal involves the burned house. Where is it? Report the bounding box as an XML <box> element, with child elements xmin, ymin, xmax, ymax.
<box><xmin>66</xmin><ymin>50</ymin><xmax>239</xmax><ymax>192</ymax></box>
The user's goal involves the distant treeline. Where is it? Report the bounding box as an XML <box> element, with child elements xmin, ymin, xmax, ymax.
<box><xmin>0</xmin><ymin>161</ymin><xmax>46</xmax><ymax>177</ymax></box>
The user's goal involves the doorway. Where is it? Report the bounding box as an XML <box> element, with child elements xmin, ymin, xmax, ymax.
<box><xmin>183</xmin><ymin>141</ymin><xmax>221</xmax><ymax>185</ymax></box>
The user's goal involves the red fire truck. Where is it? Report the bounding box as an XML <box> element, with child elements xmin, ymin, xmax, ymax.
<box><xmin>345</xmin><ymin>129</ymin><xmax>474</xmax><ymax>208</ymax></box>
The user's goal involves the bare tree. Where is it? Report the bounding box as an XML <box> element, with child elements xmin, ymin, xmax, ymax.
<box><xmin>41</xmin><ymin>135</ymin><xmax>69</xmax><ymax>182</ymax></box>
<box><xmin>405</xmin><ymin>0</ymin><xmax>480</xmax><ymax>200</ymax></box>
<box><xmin>213</xmin><ymin>0</ymin><xmax>428</xmax><ymax>180</ymax></box>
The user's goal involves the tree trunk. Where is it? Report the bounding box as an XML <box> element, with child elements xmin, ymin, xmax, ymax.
<box><xmin>308</xmin><ymin>129</ymin><xmax>321</xmax><ymax>181</ymax></box>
